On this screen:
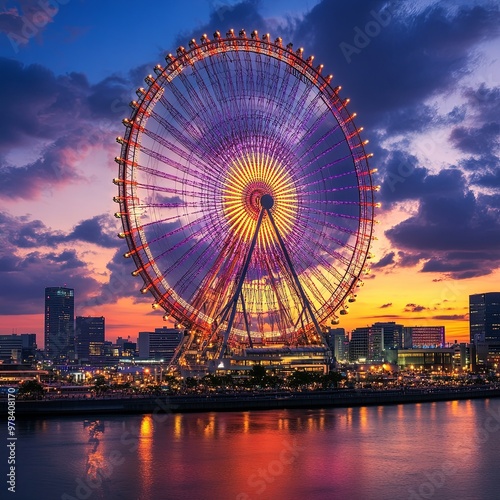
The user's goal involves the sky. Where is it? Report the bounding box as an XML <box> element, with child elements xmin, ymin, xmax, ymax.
<box><xmin>1</xmin><ymin>0</ymin><xmax>499</xmax><ymax>347</ymax></box>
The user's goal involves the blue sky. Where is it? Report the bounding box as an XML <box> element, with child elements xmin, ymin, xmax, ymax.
<box><xmin>1</xmin><ymin>0</ymin><xmax>499</xmax><ymax>344</ymax></box>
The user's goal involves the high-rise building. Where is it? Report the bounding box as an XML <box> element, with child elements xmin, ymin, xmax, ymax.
<box><xmin>373</xmin><ymin>322</ymin><xmax>404</xmax><ymax>349</ymax></box>
<box><xmin>138</xmin><ymin>328</ymin><xmax>183</xmax><ymax>362</ymax></box>
<box><xmin>349</xmin><ymin>326</ymin><xmax>384</xmax><ymax>362</ymax></box>
<box><xmin>404</xmin><ymin>326</ymin><xmax>445</xmax><ymax>348</ymax></box>
<box><xmin>75</xmin><ymin>316</ymin><xmax>105</xmax><ymax>361</ymax></box>
<box><xmin>470</xmin><ymin>292</ymin><xmax>500</xmax><ymax>343</ymax></box>
<box><xmin>44</xmin><ymin>287</ymin><xmax>74</xmax><ymax>361</ymax></box>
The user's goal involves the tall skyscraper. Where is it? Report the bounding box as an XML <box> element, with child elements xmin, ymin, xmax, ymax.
<box><xmin>470</xmin><ymin>292</ymin><xmax>500</xmax><ymax>343</ymax></box>
<box><xmin>44</xmin><ymin>287</ymin><xmax>74</xmax><ymax>361</ymax></box>
<box><xmin>75</xmin><ymin>316</ymin><xmax>105</xmax><ymax>361</ymax></box>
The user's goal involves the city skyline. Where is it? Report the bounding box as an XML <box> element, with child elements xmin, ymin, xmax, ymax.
<box><xmin>1</xmin><ymin>0</ymin><xmax>500</xmax><ymax>346</ymax></box>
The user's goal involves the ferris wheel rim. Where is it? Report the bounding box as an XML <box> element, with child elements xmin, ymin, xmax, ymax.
<box><xmin>114</xmin><ymin>28</ymin><xmax>376</xmax><ymax>339</ymax></box>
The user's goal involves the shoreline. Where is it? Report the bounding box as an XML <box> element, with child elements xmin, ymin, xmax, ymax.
<box><xmin>4</xmin><ymin>386</ymin><xmax>500</xmax><ymax>418</ymax></box>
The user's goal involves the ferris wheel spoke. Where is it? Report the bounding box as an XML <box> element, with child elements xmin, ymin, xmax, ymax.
<box><xmin>294</xmin><ymin>153</ymin><xmax>354</xmax><ymax>184</ymax></box>
<box><xmin>134</xmin><ymin>182</ymin><xmax>207</xmax><ymax>200</ymax></box>
<box><xmin>300</xmin><ymin>169</ymin><xmax>357</xmax><ymax>189</ymax></box>
<box><xmin>295</xmin><ymin>117</ymin><xmax>342</xmax><ymax>160</ymax></box>
<box><xmin>148</xmin><ymin>109</ymin><xmax>227</xmax><ymax>181</ymax></box>
<box><xmin>140</xmin><ymin>127</ymin><xmax>224</xmax><ymax>187</ymax></box>
<box><xmin>137</xmin><ymin>148</ymin><xmax>224</xmax><ymax>196</ymax></box>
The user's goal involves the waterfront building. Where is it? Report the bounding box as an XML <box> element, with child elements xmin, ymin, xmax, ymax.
<box><xmin>75</xmin><ymin>316</ymin><xmax>105</xmax><ymax>361</ymax></box>
<box><xmin>138</xmin><ymin>327</ymin><xmax>184</xmax><ymax>362</ymax></box>
<box><xmin>397</xmin><ymin>348</ymin><xmax>454</xmax><ymax>371</ymax></box>
<box><xmin>403</xmin><ymin>326</ymin><xmax>445</xmax><ymax>348</ymax></box>
<box><xmin>0</xmin><ymin>333</ymin><xmax>37</xmax><ymax>363</ymax></box>
<box><xmin>470</xmin><ymin>292</ymin><xmax>500</xmax><ymax>343</ymax></box>
<box><xmin>44</xmin><ymin>287</ymin><xmax>75</xmax><ymax>362</ymax></box>
<box><xmin>222</xmin><ymin>346</ymin><xmax>332</xmax><ymax>376</ymax></box>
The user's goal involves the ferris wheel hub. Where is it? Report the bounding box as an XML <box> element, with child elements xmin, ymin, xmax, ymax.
<box><xmin>260</xmin><ymin>193</ymin><xmax>274</xmax><ymax>210</ymax></box>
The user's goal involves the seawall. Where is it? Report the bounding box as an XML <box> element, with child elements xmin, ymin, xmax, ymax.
<box><xmin>3</xmin><ymin>386</ymin><xmax>500</xmax><ymax>418</ymax></box>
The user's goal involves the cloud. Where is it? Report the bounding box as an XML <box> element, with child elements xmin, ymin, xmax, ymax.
<box><xmin>0</xmin><ymin>57</ymin><xmax>135</xmax><ymax>201</ymax></box>
<box><xmin>0</xmin><ymin>134</ymin><xmax>87</xmax><ymax>200</ymax></box>
<box><xmin>384</xmin><ymin>163</ymin><xmax>500</xmax><ymax>278</ymax></box>
<box><xmin>404</xmin><ymin>303</ymin><xmax>427</xmax><ymax>313</ymax></box>
<box><xmin>397</xmin><ymin>251</ymin><xmax>423</xmax><ymax>268</ymax></box>
<box><xmin>0</xmin><ymin>245</ymin><xmax>99</xmax><ymax>315</ymax></box>
<box><xmin>2</xmin><ymin>212</ymin><xmax>117</xmax><ymax>249</ymax></box>
<box><xmin>462</xmin><ymin>84</ymin><xmax>500</xmax><ymax>124</ymax></box>
<box><xmin>379</xmin><ymin>151</ymin><xmax>465</xmax><ymax>207</ymax></box>
<box><xmin>0</xmin><ymin>58</ymin><xmax>91</xmax><ymax>150</ymax></box>
<box><xmin>294</xmin><ymin>1</ymin><xmax>500</xmax><ymax>132</ymax></box>
<box><xmin>462</xmin><ymin>155</ymin><xmax>500</xmax><ymax>190</ymax></box>
<box><xmin>0</xmin><ymin>0</ymin><xmax>61</xmax><ymax>51</ymax></box>
<box><xmin>175</xmin><ymin>1</ymin><xmax>269</xmax><ymax>47</ymax></box>
<box><xmin>450</xmin><ymin>122</ymin><xmax>500</xmax><ymax>155</ymax></box>
<box><xmin>0</xmin><ymin>212</ymin><xmax>139</xmax><ymax>314</ymax></box>
<box><xmin>432</xmin><ymin>314</ymin><xmax>467</xmax><ymax>321</ymax></box>
<box><xmin>67</xmin><ymin>215</ymin><xmax>118</xmax><ymax>248</ymax></box>
<box><xmin>372</xmin><ymin>251</ymin><xmax>395</xmax><ymax>268</ymax></box>
<box><xmin>379</xmin><ymin>303</ymin><xmax>392</xmax><ymax>309</ymax></box>
<box><xmin>86</xmin><ymin>248</ymin><xmax>148</xmax><ymax>309</ymax></box>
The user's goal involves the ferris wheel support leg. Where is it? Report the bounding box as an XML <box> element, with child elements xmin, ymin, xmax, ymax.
<box><xmin>265</xmin><ymin>207</ymin><xmax>324</xmax><ymax>343</ymax></box>
<box><xmin>240</xmin><ymin>291</ymin><xmax>253</xmax><ymax>348</ymax></box>
<box><xmin>218</xmin><ymin>206</ymin><xmax>266</xmax><ymax>360</ymax></box>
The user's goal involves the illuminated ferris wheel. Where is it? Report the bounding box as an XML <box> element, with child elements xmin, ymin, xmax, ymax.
<box><xmin>114</xmin><ymin>29</ymin><xmax>377</xmax><ymax>362</ymax></box>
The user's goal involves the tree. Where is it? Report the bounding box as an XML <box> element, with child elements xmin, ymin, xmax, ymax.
<box><xmin>93</xmin><ymin>375</ymin><xmax>109</xmax><ymax>394</ymax></box>
<box><xmin>18</xmin><ymin>379</ymin><xmax>45</xmax><ymax>399</ymax></box>
<box><xmin>250</xmin><ymin>364</ymin><xmax>267</xmax><ymax>385</ymax></box>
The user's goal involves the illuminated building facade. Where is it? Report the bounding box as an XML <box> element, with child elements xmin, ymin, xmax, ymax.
<box><xmin>404</xmin><ymin>326</ymin><xmax>445</xmax><ymax>348</ymax></box>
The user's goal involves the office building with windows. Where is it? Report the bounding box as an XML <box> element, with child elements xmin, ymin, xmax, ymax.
<box><xmin>44</xmin><ymin>287</ymin><xmax>75</xmax><ymax>361</ymax></box>
<box><xmin>75</xmin><ymin>316</ymin><xmax>105</xmax><ymax>361</ymax></box>
<box><xmin>470</xmin><ymin>292</ymin><xmax>500</xmax><ymax>343</ymax></box>
<box><xmin>0</xmin><ymin>334</ymin><xmax>37</xmax><ymax>363</ymax></box>
<box><xmin>138</xmin><ymin>328</ymin><xmax>184</xmax><ymax>363</ymax></box>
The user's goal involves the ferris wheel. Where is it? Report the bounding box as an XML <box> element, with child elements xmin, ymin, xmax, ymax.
<box><xmin>114</xmin><ymin>29</ymin><xmax>377</xmax><ymax>361</ymax></box>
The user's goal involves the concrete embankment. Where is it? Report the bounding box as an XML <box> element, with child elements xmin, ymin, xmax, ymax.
<box><xmin>3</xmin><ymin>387</ymin><xmax>500</xmax><ymax>417</ymax></box>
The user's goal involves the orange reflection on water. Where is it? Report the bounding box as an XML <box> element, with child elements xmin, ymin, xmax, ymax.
<box><xmin>173</xmin><ymin>414</ymin><xmax>182</xmax><ymax>439</ymax></box>
<box><xmin>138</xmin><ymin>415</ymin><xmax>154</xmax><ymax>495</ymax></box>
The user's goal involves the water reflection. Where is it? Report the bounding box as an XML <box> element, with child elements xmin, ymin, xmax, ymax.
<box><xmin>14</xmin><ymin>400</ymin><xmax>500</xmax><ymax>500</ymax></box>
<box><xmin>139</xmin><ymin>415</ymin><xmax>154</xmax><ymax>497</ymax></box>
<box><xmin>83</xmin><ymin>420</ymin><xmax>105</xmax><ymax>483</ymax></box>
